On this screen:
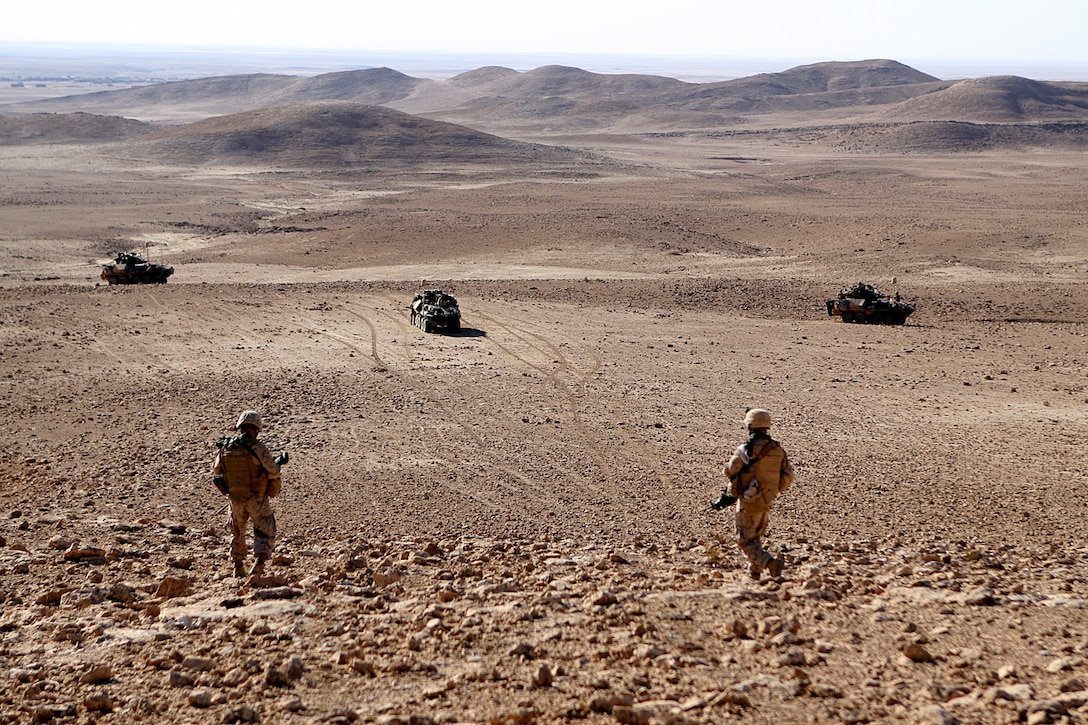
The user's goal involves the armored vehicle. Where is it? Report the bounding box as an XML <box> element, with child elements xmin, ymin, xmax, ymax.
<box><xmin>826</xmin><ymin>282</ymin><xmax>915</xmax><ymax>325</ymax></box>
<box><xmin>410</xmin><ymin>289</ymin><xmax>461</xmax><ymax>333</ymax></box>
<box><xmin>100</xmin><ymin>251</ymin><xmax>174</xmax><ymax>285</ymax></box>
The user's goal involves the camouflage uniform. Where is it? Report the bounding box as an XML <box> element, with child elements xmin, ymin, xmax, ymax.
<box><xmin>212</xmin><ymin>411</ymin><xmax>283</xmax><ymax>576</ymax></box>
<box><xmin>722</xmin><ymin>409</ymin><xmax>794</xmax><ymax>579</ymax></box>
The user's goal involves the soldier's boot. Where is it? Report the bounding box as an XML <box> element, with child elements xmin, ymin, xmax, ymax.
<box><xmin>748</xmin><ymin>562</ymin><xmax>763</xmax><ymax>580</ymax></box>
<box><xmin>233</xmin><ymin>560</ymin><xmax>246</xmax><ymax>578</ymax></box>
<box><xmin>249</xmin><ymin>556</ymin><xmax>267</xmax><ymax>577</ymax></box>
<box><xmin>767</xmin><ymin>556</ymin><xmax>785</xmax><ymax>578</ymax></box>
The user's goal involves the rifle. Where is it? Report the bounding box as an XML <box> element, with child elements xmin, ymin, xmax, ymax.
<box><xmin>704</xmin><ymin>493</ymin><xmax>737</xmax><ymax>512</ymax></box>
<box><xmin>705</xmin><ymin>435</ymin><xmax>771</xmax><ymax>512</ymax></box>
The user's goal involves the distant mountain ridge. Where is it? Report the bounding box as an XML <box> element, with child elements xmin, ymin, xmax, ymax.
<box><xmin>11</xmin><ymin>58</ymin><xmax>1081</xmax><ymax>128</ymax></box>
<box><xmin>4</xmin><ymin>59</ymin><xmax>1088</xmax><ymax>156</ymax></box>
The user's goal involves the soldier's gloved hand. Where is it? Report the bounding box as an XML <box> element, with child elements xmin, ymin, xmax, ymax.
<box><xmin>710</xmin><ymin>493</ymin><xmax>737</xmax><ymax>510</ymax></box>
<box><xmin>274</xmin><ymin>452</ymin><xmax>289</xmax><ymax>466</ymax></box>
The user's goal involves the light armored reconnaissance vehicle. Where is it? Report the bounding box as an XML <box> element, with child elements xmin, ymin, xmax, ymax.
<box><xmin>826</xmin><ymin>282</ymin><xmax>915</xmax><ymax>325</ymax></box>
<box><xmin>100</xmin><ymin>251</ymin><xmax>174</xmax><ymax>285</ymax></box>
<box><xmin>410</xmin><ymin>289</ymin><xmax>461</xmax><ymax>333</ymax></box>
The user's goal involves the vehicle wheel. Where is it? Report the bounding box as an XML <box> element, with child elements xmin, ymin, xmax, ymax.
<box><xmin>423</xmin><ymin>319</ymin><xmax>433</xmax><ymax>333</ymax></box>
<box><xmin>841</xmin><ymin>312</ymin><xmax>853</xmax><ymax>323</ymax></box>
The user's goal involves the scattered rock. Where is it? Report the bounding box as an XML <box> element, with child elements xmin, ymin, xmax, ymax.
<box><xmin>961</xmin><ymin>587</ymin><xmax>998</xmax><ymax>606</ymax></box>
<box><xmin>35</xmin><ymin>588</ymin><xmax>70</xmax><ymax>606</ymax></box>
<box><xmin>222</xmin><ymin>705</ymin><xmax>261</xmax><ymax>723</ymax></box>
<box><xmin>155</xmin><ymin>575</ymin><xmax>192</xmax><ymax>599</ymax></box>
<box><xmin>903</xmin><ymin>642</ymin><xmax>935</xmax><ymax>663</ymax></box>
<box><xmin>984</xmin><ymin>683</ymin><xmax>1035</xmax><ymax>703</ymax></box>
<box><xmin>223</xmin><ymin>667</ymin><xmax>249</xmax><ymax>687</ymax></box>
<box><xmin>250</xmin><ymin>585</ymin><xmax>303</xmax><ymax>599</ymax></box>
<box><xmin>372</xmin><ymin>568</ymin><xmax>403</xmax><ymax>587</ymax></box>
<box><xmin>1046</xmin><ymin>656</ymin><xmax>1079</xmax><ymax>673</ymax></box>
<box><xmin>531</xmin><ymin>663</ymin><xmax>553</xmax><ymax>688</ymax></box>
<box><xmin>708</xmin><ymin>687</ymin><xmax>752</xmax><ymax>708</ymax></box>
<box><xmin>509</xmin><ymin>642</ymin><xmax>535</xmax><ymax>659</ymax></box>
<box><xmin>588</xmin><ymin>693</ymin><xmax>634</xmax><ymax>713</ymax></box>
<box><xmin>285</xmin><ymin>656</ymin><xmax>304</xmax><ymax>680</ymax></box>
<box><xmin>917</xmin><ymin>704</ymin><xmax>958</xmax><ymax>725</ymax></box>
<box><xmin>181</xmin><ymin>655</ymin><xmax>215</xmax><ymax>672</ymax></box>
<box><xmin>83</xmin><ymin>691</ymin><xmax>114</xmax><ymax>712</ymax></box>
<box><xmin>265</xmin><ymin>662</ymin><xmax>292</xmax><ymax>687</ymax></box>
<box><xmin>79</xmin><ymin>664</ymin><xmax>113</xmax><ymax>684</ymax></box>
<box><xmin>62</xmin><ymin>545</ymin><xmax>107</xmax><ymax>563</ymax></box>
<box><xmin>48</xmin><ymin>535</ymin><xmax>73</xmax><ymax>549</ymax></box>
<box><xmin>169</xmin><ymin>669</ymin><xmax>194</xmax><ymax>688</ymax></box>
<box><xmin>159</xmin><ymin>520</ymin><xmax>187</xmax><ymax>535</ymax></box>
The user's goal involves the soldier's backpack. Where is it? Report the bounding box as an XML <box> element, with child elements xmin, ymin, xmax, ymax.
<box><xmin>217</xmin><ymin>435</ymin><xmax>264</xmax><ymax>503</ymax></box>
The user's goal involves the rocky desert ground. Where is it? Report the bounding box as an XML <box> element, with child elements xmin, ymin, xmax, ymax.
<box><xmin>1</xmin><ymin>59</ymin><xmax>1088</xmax><ymax>725</ymax></box>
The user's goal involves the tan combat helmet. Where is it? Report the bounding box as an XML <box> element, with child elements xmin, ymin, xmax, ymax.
<box><xmin>235</xmin><ymin>410</ymin><xmax>263</xmax><ymax>432</ymax></box>
<box><xmin>744</xmin><ymin>408</ymin><xmax>772</xmax><ymax>430</ymax></box>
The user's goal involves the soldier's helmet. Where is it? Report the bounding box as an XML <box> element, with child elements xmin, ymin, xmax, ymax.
<box><xmin>744</xmin><ymin>408</ymin><xmax>772</xmax><ymax>430</ymax></box>
<box><xmin>235</xmin><ymin>410</ymin><xmax>263</xmax><ymax>432</ymax></box>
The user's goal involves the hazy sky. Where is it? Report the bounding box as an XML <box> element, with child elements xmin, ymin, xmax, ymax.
<box><xmin>4</xmin><ymin>0</ymin><xmax>1086</xmax><ymax>66</ymax></box>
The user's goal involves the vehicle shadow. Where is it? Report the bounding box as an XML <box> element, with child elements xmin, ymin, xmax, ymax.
<box><xmin>450</xmin><ymin>327</ymin><xmax>487</xmax><ymax>337</ymax></box>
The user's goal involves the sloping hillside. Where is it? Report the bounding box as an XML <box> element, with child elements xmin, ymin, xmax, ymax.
<box><xmin>881</xmin><ymin>76</ymin><xmax>1088</xmax><ymax>122</ymax></box>
<box><xmin>0</xmin><ymin>111</ymin><xmax>151</xmax><ymax>145</ymax></box>
<box><xmin>123</xmin><ymin>100</ymin><xmax>593</xmax><ymax>167</ymax></box>
<box><xmin>380</xmin><ymin>64</ymin><xmax>689</xmax><ymax>118</ymax></box>
<box><xmin>813</xmin><ymin>119</ymin><xmax>1088</xmax><ymax>152</ymax></box>
<box><xmin>0</xmin><ymin>69</ymin><xmax>425</xmax><ymax>123</ymax></box>
<box><xmin>3</xmin><ymin>74</ymin><xmax>301</xmax><ymax>121</ymax></box>
<box><xmin>665</xmin><ymin>60</ymin><xmax>948</xmax><ymax>114</ymax></box>
<box><xmin>750</xmin><ymin>59</ymin><xmax>939</xmax><ymax>92</ymax></box>
<box><xmin>276</xmin><ymin>67</ymin><xmax>428</xmax><ymax>105</ymax></box>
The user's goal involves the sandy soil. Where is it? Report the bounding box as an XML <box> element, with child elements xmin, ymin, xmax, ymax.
<box><xmin>2</xmin><ymin>107</ymin><xmax>1088</xmax><ymax>725</ymax></box>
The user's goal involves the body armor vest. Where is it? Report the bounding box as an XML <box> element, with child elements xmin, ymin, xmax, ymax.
<box><xmin>220</xmin><ymin>436</ymin><xmax>265</xmax><ymax>502</ymax></box>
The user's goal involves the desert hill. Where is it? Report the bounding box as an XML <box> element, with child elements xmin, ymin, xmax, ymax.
<box><xmin>0</xmin><ymin>111</ymin><xmax>150</xmax><ymax>144</ymax></box>
<box><xmin>123</xmin><ymin>100</ymin><xmax>594</xmax><ymax>167</ymax></box>
<box><xmin>2</xmin><ymin>73</ymin><xmax>300</xmax><ymax>122</ymax></box>
<box><xmin>386</xmin><ymin>64</ymin><xmax>689</xmax><ymax>120</ymax></box>
<box><xmin>0</xmin><ymin>59</ymin><xmax>975</xmax><ymax>127</ymax></box>
<box><xmin>0</xmin><ymin>69</ymin><xmax>426</xmax><ymax>125</ymax></box>
<box><xmin>693</xmin><ymin>59</ymin><xmax>941</xmax><ymax>96</ymax></box>
<box><xmin>777</xmin><ymin>119</ymin><xmax>1088</xmax><ymax>153</ymax></box>
<box><xmin>470</xmin><ymin>64</ymin><xmax>688</xmax><ymax>97</ymax></box>
<box><xmin>3</xmin><ymin>59</ymin><xmax>1088</xmax><ymax>151</ymax></box>
<box><xmin>272</xmin><ymin>67</ymin><xmax>426</xmax><ymax>105</ymax></box>
<box><xmin>880</xmin><ymin>75</ymin><xmax>1088</xmax><ymax>122</ymax></box>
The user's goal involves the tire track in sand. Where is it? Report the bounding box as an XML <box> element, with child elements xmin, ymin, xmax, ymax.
<box><xmin>470</xmin><ymin>307</ymin><xmax>680</xmax><ymax>495</ymax></box>
<box><xmin>295</xmin><ymin>297</ymin><xmax>553</xmax><ymax>514</ymax></box>
<box><xmin>466</xmin><ymin>307</ymin><xmax>634</xmax><ymax>497</ymax></box>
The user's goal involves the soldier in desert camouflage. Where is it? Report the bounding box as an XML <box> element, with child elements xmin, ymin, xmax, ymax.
<box><xmin>212</xmin><ymin>410</ymin><xmax>287</xmax><ymax>577</ymax></box>
<box><xmin>710</xmin><ymin>408</ymin><xmax>794</xmax><ymax>580</ymax></box>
